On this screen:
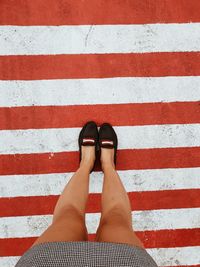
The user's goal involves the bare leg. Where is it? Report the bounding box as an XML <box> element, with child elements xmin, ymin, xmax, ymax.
<box><xmin>32</xmin><ymin>146</ymin><xmax>95</xmax><ymax>246</ymax></box>
<box><xmin>95</xmin><ymin>148</ymin><xmax>144</xmax><ymax>248</ymax></box>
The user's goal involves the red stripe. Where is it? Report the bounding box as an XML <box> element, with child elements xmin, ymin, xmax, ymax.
<box><xmin>0</xmin><ymin>52</ymin><xmax>200</xmax><ymax>80</ymax></box>
<box><xmin>1</xmin><ymin>229</ymin><xmax>199</xmax><ymax>256</ymax></box>
<box><xmin>0</xmin><ymin>102</ymin><xmax>200</xmax><ymax>130</ymax></box>
<box><xmin>1</xmin><ymin>189</ymin><xmax>200</xmax><ymax>217</ymax></box>
<box><xmin>0</xmin><ymin>0</ymin><xmax>200</xmax><ymax>25</ymax></box>
<box><xmin>0</xmin><ymin>237</ymin><xmax>37</xmax><ymax>257</ymax></box>
<box><xmin>1</xmin><ymin>147</ymin><xmax>200</xmax><ymax>175</ymax></box>
<box><xmin>136</xmin><ymin>228</ymin><xmax>200</xmax><ymax>249</ymax></box>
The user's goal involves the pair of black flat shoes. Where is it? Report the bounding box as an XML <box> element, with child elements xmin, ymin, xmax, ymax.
<box><xmin>79</xmin><ymin>121</ymin><xmax>118</xmax><ymax>173</ymax></box>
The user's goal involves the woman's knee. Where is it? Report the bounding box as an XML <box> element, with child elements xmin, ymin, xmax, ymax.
<box><xmin>52</xmin><ymin>208</ymin><xmax>88</xmax><ymax>238</ymax></box>
<box><xmin>95</xmin><ymin>206</ymin><xmax>145</xmax><ymax>248</ymax></box>
<box><xmin>33</xmin><ymin>213</ymin><xmax>88</xmax><ymax>246</ymax></box>
<box><xmin>53</xmin><ymin>204</ymin><xmax>85</xmax><ymax>224</ymax></box>
<box><xmin>99</xmin><ymin>206</ymin><xmax>132</xmax><ymax>229</ymax></box>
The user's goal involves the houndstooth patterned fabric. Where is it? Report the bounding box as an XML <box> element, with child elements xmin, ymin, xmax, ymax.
<box><xmin>15</xmin><ymin>241</ymin><xmax>158</xmax><ymax>266</ymax></box>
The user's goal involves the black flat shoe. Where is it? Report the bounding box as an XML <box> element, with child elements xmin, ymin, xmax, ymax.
<box><xmin>78</xmin><ymin>121</ymin><xmax>99</xmax><ymax>173</ymax></box>
<box><xmin>99</xmin><ymin>123</ymin><xmax>118</xmax><ymax>167</ymax></box>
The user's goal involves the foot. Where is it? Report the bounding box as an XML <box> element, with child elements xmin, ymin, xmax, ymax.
<box><xmin>100</xmin><ymin>147</ymin><xmax>115</xmax><ymax>171</ymax></box>
<box><xmin>80</xmin><ymin>145</ymin><xmax>95</xmax><ymax>171</ymax></box>
<box><xmin>99</xmin><ymin>123</ymin><xmax>117</xmax><ymax>171</ymax></box>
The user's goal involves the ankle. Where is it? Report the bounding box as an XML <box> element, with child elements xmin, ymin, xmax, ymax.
<box><xmin>100</xmin><ymin>147</ymin><xmax>115</xmax><ymax>171</ymax></box>
<box><xmin>80</xmin><ymin>159</ymin><xmax>94</xmax><ymax>172</ymax></box>
<box><xmin>80</xmin><ymin>145</ymin><xmax>95</xmax><ymax>171</ymax></box>
<box><xmin>101</xmin><ymin>161</ymin><xmax>115</xmax><ymax>172</ymax></box>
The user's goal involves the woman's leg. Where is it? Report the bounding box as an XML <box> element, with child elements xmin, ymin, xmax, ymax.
<box><xmin>95</xmin><ymin>148</ymin><xmax>144</xmax><ymax>248</ymax></box>
<box><xmin>32</xmin><ymin>146</ymin><xmax>95</xmax><ymax>246</ymax></box>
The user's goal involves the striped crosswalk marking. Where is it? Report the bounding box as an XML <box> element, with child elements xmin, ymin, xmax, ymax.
<box><xmin>0</xmin><ymin>1</ymin><xmax>200</xmax><ymax>266</ymax></box>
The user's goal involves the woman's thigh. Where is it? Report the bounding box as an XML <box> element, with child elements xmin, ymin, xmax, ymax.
<box><xmin>95</xmin><ymin>223</ymin><xmax>144</xmax><ymax>248</ymax></box>
<box><xmin>94</xmin><ymin>208</ymin><xmax>144</xmax><ymax>248</ymax></box>
<box><xmin>32</xmin><ymin>206</ymin><xmax>88</xmax><ymax>247</ymax></box>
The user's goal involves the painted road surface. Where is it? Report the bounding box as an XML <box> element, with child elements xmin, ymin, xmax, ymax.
<box><xmin>0</xmin><ymin>0</ymin><xmax>200</xmax><ymax>266</ymax></box>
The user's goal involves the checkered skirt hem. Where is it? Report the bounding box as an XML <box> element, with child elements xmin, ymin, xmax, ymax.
<box><xmin>15</xmin><ymin>241</ymin><xmax>158</xmax><ymax>266</ymax></box>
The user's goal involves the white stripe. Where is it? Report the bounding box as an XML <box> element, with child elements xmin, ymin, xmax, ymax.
<box><xmin>0</xmin><ymin>257</ymin><xmax>19</xmax><ymax>267</ymax></box>
<box><xmin>0</xmin><ymin>76</ymin><xmax>200</xmax><ymax>107</ymax></box>
<box><xmin>1</xmin><ymin>167</ymin><xmax>200</xmax><ymax>198</ymax></box>
<box><xmin>0</xmin><ymin>246</ymin><xmax>200</xmax><ymax>267</ymax></box>
<box><xmin>1</xmin><ymin>124</ymin><xmax>200</xmax><ymax>154</ymax></box>
<box><xmin>1</xmin><ymin>208</ymin><xmax>199</xmax><ymax>238</ymax></box>
<box><xmin>149</xmin><ymin>246</ymin><xmax>200</xmax><ymax>266</ymax></box>
<box><xmin>0</xmin><ymin>23</ymin><xmax>200</xmax><ymax>55</ymax></box>
<box><xmin>2</xmin><ymin>246</ymin><xmax>200</xmax><ymax>267</ymax></box>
